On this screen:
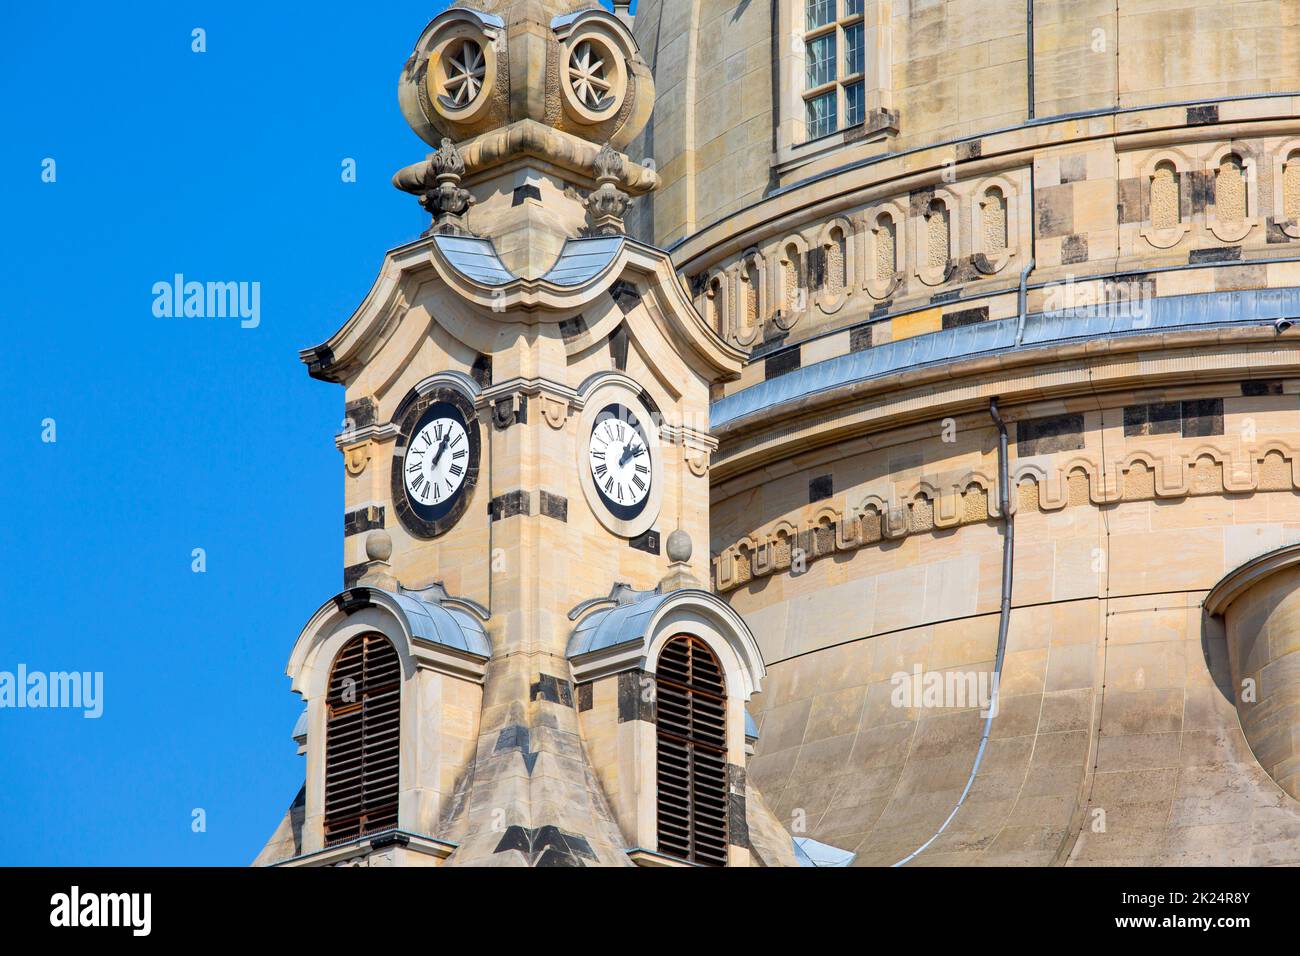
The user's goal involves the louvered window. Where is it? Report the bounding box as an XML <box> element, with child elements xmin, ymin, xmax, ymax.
<box><xmin>656</xmin><ymin>635</ymin><xmax>729</xmax><ymax>866</ymax></box>
<box><xmin>324</xmin><ymin>633</ymin><xmax>401</xmax><ymax>846</ymax></box>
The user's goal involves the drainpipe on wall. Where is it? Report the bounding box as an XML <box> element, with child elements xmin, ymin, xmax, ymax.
<box><xmin>1014</xmin><ymin>162</ymin><xmax>1037</xmax><ymax>346</ymax></box>
<box><xmin>1026</xmin><ymin>0</ymin><xmax>1035</xmax><ymax>120</ymax></box>
<box><xmin>891</xmin><ymin>398</ymin><xmax>1015</xmax><ymax>866</ymax></box>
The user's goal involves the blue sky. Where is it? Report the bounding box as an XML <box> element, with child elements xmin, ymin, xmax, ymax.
<box><xmin>0</xmin><ymin>0</ymin><xmax>467</xmax><ymax>864</ymax></box>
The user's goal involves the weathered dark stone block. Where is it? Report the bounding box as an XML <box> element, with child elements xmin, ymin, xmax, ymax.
<box><xmin>809</xmin><ymin>474</ymin><xmax>834</xmax><ymax>502</ymax></box>
<box><xmin>1117</xmin><ymin>177</ymin><xmax>1144</xmax><ymax>224</ymax></box>
<box><xmin>343</xmin><ymin>562</ymin><xmax>368</xmax><ymax>589</ymax></box>
<box><xmin>1062</xmin><ymin>234</ymin><xmax>1089</xmax><ymax>265</ymax></box>
<box><xmin>343</xmin><ymin>504</ymin><xmax>385</xmax><ymax>537</ymax></box>
<box><xmin>344</xmin><ymin>396</ymin><xmax>376</xmax><ymax>430</ymax></box>
<box><xmin>1036</xmin><ymin>184</ymin><xmax>1074</xmax><ymax>238</ymax></box>
<box><xmin>1189</xmin><ymin>246</ymin><xmax>1241</xmax><ymax>264</ymax></box>
<box><xmin>765</xmin><ymin>346</ymin><xmax>801</xmax><ymax>380</ymax></box>
<box><xmin>1124</xmin><ymin>402</ymin><xmax>1180</xmax><ymax>437</ymax></box>
<box><xmin>849</xmin><ymin>323</ymin><xmax>874</xmax><ymax>352</ymax></box>
<box><xmin>530</xmin><ymin>673</ymin><xmax>574</xmax><ymax>707</ymax></box>
<box><xmin>1242</xmin><ymin>380</ymin><xmax>1283</xmax><ymax>396</ymax></box>
<box><xmin>942</xmin><ymin>305</ymin><xmax>988</xmax><ymax>329</ymax></box>
<box><xmin>1182</xmin><ymin>398</ymin><xmax>1224</xmax><ymax>437</ymax></box>
<box><xmin>629</xmin><ymin>529</ymin><xmax>661</xmax><ymax>554</ymax></box>
<box><xmin>1017</xmin><ymin>412</ymin><xmax>1085</xmax><ymax>456</ymax></box>
<box><xmin>540</xmin><ymin>490</ymin><xmax>568</xmax><ymax>522</ymax></box>
<box><xmin>617</xmin><ymin>670</ymin><xmax>655</xmax><ymax>723</ymax></box>
<box><xmin>1267</xmin><ymin>218</ymin><xmax>1295</xmax><ymax>244</ymax></box>
<box><xmin>491</xmin><ymin>489</ymin><xmax>531</xmax><ymax>520</ymax></box>
<box><xmin>559</xmin><ymin>314</ymin><xmax>588</xmax><ymax>341</ymax></box>
<box><xmin>1187</xmin><ymin>104</ymin><xmax>1218</xmax><ymax>125</ymax></box>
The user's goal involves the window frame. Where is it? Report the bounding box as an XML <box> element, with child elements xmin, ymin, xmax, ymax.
<box><xmin>801</xmin><ymin>0</ymin><xmax>867</xmax><ymax>141</ymax></box>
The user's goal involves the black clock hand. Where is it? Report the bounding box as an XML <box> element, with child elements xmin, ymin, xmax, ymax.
<box><xmin>428</xmin><ymin>434</ymin><xmax>451</xmax><ymax>471</ymax></box>
<box><xmin>619</xmin><ymin>442</ymin><xmax>645</xmax><ymax>467</ymax></box>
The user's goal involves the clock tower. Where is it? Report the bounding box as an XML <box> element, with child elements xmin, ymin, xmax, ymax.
<box><xmin>257</xmin><ymin>0</ymin><xmax>796</xmax><ymax>867</ymax></box>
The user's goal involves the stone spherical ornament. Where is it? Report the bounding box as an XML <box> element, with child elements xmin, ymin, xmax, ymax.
<box><xmin>577</xmin><ymin>389</ymin><xmax>663</xmax><ymax>538</ymax></box>
<box><xmin>390</xmin><ymin>387</ymin><xmax>481</xmax><ymax>539</ymax></box>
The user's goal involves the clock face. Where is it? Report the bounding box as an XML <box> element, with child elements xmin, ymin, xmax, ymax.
<box><xmin>404</xmin><ymin>412</ymin><xmax>469</xmax><ymax>511</ymax></box>
<box><xmin>588</xmin><ymin>404</ymin><xmax>652</xmax><ymax>520</ymax></box>
<box><xmin>391</xmin><ymin>391</ymin><xmax>480</xmax><ymax>538</ymax></box>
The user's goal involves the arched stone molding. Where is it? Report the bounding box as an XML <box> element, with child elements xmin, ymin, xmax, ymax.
<box><xmin>1272</xmin><ymin>139</ymin><xmax>1300</xmax><ymax>239</ymax></box>
<box><xmin>814</xmin><ymin>218</ymin><xmax>855</xmax><ymax>315</ymax></box>
<box><xmin>774</xmin><ymin>234</ymin><xmax>810</xmax><ymax>330</ymax></box>
<box><xmin>1206</xmin><ymin>143</ymin><xmax>1260</xmax><ymax>244</ymax></box>
<box><xmin>914</xmin><ymin>192</ymin><xmax>957</xmax><ymax>287</ymax></box>
<box><xmin>971</xmin><ymin>175</ymin><xmax>1020</xmax><ymax>275</ymax></box>
<box><xmin>1139</xmin><ymin>150</ymin><xmax>1194</xmax><ymax>250</ymax></box>
<box><xmin>731</xmin><ymin>249</ymin><xmax>766</xmax><ymax>347</ymax></box>
<box><xmin>863</xmin><ymin>203</ymin><xmax>904</xmax><ymax>299</ymax></box>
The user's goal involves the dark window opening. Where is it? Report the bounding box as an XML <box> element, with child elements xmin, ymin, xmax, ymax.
<box><xmin>324</xmin><ymin>632</ymin><xmax>401</xmax><ymax>846</ymax></box>
<box><xmin>656</xmin><ymin>635</ymin><xmax>728</xmax><ymax>866</ymax></box>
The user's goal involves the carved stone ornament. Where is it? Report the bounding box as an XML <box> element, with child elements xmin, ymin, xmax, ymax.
<box><xmin>418</xmin><ymin>138</ymin><xmax>476</xmax><ymax>236</ymax></box>
<box><xmin>584</xmin><ymin>142</ymin><xmax>633</xmax><ymax>236</ymax></box>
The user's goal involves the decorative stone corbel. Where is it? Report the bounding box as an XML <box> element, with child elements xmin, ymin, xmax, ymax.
<box><xmin>540</xmin><ymin>394</ymin><xmax>568</xmax><ymax>429</ymax></box>
<box><xmin>408</xmin><ymin>138</ymin><xmax>476</xmax><ymax>236</ymax></box>
<box><xmin>344</xmin><ymin>442</ymin><xmax>372</xmax><ymax>476</ymax></box>
<box><xmin>686</xmin><ymin>448</ymin><xmax>710</xmax><ymax>477</ymax></box>
<box><xmin>583</xmin><ymin>143</ymin><xmax>634</xmax><ymax>236</ymax></box>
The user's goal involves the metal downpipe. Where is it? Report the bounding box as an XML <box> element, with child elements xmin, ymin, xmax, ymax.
<box><xmin>891</xmin><ymin>398</ymin><xmax>1015</xmax><ymax>866</ymax></box>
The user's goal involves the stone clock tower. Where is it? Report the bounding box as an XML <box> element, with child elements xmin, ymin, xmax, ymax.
<box><xmin>255</xmin><ymin>0</ymin><xmax>796</xmax><ymax>867</ymax></box>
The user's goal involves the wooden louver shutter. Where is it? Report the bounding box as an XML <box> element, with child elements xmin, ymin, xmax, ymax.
<box><xmin>656</xmin><ymin>635</ymin><xmax>729</xmax><ymax>865</ymax></box>
<box><xmin>324</xmin><ymin>633</ymin><xmax>401</xmax><ymax>846</ymax></box>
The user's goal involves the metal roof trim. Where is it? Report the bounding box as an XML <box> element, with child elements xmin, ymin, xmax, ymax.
<box><xmin>712</xmin><ymin>286</ymin><xmax>1300</xmax><ymax>430</ymax></box>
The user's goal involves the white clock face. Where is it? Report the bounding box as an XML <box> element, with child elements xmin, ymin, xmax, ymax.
<box><xmin>404</xmin><ymin>416</ymin><xmax>469</xmax><ymax>506</ymax></box>
<box><xmin>588</xmin><ymin>405</ymin><xmax>652</xmax><ymax>515</ymax></box>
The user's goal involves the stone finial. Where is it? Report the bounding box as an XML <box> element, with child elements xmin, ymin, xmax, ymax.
<box><xmin>659</xmin><ymin>528</ymin><xmax>699</xmax><ymax>591</ymax></box>
<box><xmin>417</xmin><ymin>138</ymin><xmax>476</xmax><ymax>236</ymax></box>
<box><xmin>365</xmin><ymin>530</ymin><xmax>393</xmax><ymax>562</ymax></box>
<box><xmin>584</xmin><ymin>142</ymin><xmax>634</xmax><ymax>236</ymax></box>
<box><xmin>666</xmin><ymin>528</ymin><xmax>692</xmax><ymax>562</ymax></box>
<box><xmin>358</xmin><ymin>529</ymin><xmax>397</xmax><ymax>589</ymax></box>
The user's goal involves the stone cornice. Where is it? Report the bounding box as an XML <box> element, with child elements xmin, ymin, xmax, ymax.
<box><xmin>711</xmin><ymin>327</ymin><xmax>1300</xmax><ymax>483</ymax></box>
<box><xmin>300</xmin><ymin>234</ymin><xmax>743</xmax><ymax>387</ymax></box>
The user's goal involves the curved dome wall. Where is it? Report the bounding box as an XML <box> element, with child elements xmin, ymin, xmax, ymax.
<box><xmin>631</xmin><ymin>0</ymin><xmax>1300</xmax><ymax>864</ymax></box>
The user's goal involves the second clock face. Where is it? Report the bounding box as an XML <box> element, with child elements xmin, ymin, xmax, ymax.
<box><xmin>588</xmin><ymin>403</ymin><xmax>652</xmax><ymax>520</ymax></box>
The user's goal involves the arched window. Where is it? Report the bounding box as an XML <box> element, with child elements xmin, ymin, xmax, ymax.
<box><xmin>324</xmin><ymin>632</ymin><xmax>401</xmax><ymax>845</ymax></box>
<box><xmin>656</xmin><ymin>635</ymin><xmax>728</xmax><ymax>866</ymax></box>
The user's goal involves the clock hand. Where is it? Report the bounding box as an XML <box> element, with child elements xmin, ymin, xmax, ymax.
<box><xmin>428</xmin><ymin>434</ymin><xmax>451</xmax><ymax>471</ymax></box>
<box><xmin>619</xmin><ymin>442</ymin><xmax>645</xmax><ymax>467</ymax></box>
